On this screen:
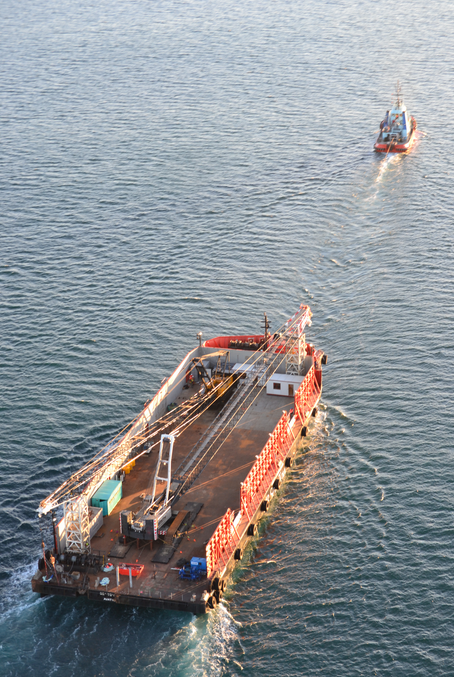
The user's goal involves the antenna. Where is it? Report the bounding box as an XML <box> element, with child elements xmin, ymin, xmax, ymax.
<box><xmin>395</xmin><ymin>80</ymin><xmax>402</xmax><ymax>108</ymax></box>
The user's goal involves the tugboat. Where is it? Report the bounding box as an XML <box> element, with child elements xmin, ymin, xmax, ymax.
<box><xmin>374</xmin><ymin>83</ymin><xmax>417</xmax><ymax>153</ymax></box>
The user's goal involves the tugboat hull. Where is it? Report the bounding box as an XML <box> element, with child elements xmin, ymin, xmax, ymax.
<box><xmin>374</xmin><ymin>128</ymin><xmax>416</xmax><ymax>153</ymax></box>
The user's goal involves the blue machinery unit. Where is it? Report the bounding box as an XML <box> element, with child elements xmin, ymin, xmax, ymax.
<box><xmin>179</xmin><ymin>557</ymin><xmax>207</xmax><ymax>581</ymax></box>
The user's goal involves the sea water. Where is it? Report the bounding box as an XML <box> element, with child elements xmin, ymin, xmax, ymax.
<box><xmin>1</xmin><ymin>0</ymin><xmax>453</xmax><ymax>675</ymax></box>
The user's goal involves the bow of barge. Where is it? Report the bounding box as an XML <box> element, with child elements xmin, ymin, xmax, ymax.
<box><xmin>32</xmin><ymin>305</ymin><xmax>326</xmax><ymax>614</ymax></box>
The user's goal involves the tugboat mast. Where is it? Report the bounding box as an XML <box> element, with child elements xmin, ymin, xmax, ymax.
<box><xmin>395</xmin><ymin>80</ymin><xmax>402</xmax><ymax>108</ymax></box>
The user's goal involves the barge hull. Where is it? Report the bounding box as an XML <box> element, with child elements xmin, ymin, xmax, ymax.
<box><xmin>32</xmin><ymin>307</ymin><xmax>324</xmax><ymax>614</ymax></box>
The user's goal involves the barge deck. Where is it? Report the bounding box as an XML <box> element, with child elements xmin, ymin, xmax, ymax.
<box><xmin>32</xmin><ymin>306</ymin><xmax>325</xmax><ymax>614</ymax></box>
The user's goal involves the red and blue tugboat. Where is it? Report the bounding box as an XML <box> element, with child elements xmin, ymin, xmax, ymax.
<box><xmin>374</xmin><ymin>84</ymin><xmax>417</xmax><ymax>153</ymax></box>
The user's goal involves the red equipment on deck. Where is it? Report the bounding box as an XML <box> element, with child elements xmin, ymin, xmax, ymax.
<box><xmin>118</xmin><ymin>563</ymin><xmax>144</xmax><ymax>577</ymax></box>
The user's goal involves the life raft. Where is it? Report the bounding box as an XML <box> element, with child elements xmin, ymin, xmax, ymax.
<box><xmin>118</xmin><ymin>563</ymin><xmax>144</xmax><ymax>577</ymax></box>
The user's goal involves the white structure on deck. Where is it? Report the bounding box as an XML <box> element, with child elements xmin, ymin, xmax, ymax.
<box><xmin>381</xmin><ymin>84</ymin><xmax>414</xmax><ymax>144</ymax></box>
<box><xmin>64</xmin><ymin>496</ymin><xmax>91</xmax><ymax>554</ymax></box>
<box><xmin>285</xmin><ymin>305</ymin><xmax>312</xmax><ymax>376</ymax></box>
<box><xmin>266</xmin><ymin>373</ymin><xmax>304</xmax><ymax>397</ymax></box>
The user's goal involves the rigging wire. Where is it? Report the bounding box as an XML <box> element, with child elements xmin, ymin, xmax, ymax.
<box><xmin>39</xmin><ymin>372</ymin><xmax>243</xmax><ymax>510</ymax></box>
<box><xmin>117</xmin><ymin>314</ymin><xmax>305</xmax><ymax>495</ymax></box>
<box><xmin>170</xmin><ymin>329</ymin><xmax>304</xmax><ymax>500</ymax></box>
<box><xmin>183</xmin><ymin>461</ymin><xmax>254</xmax><ymax>495</ymax></box>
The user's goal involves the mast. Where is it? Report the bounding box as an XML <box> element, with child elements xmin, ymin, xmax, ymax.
<box><xmin>262</xmin><ymin>312</ymin><xmax>270</xmax><ymax>347</ymax></box>
<box><xmin>395</xmin><ymin>80</ymin><xmax>402</xmax><ymax>108</ymax></box>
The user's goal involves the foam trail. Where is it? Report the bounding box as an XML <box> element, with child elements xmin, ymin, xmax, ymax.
<box><xmin>0</xmin><ymin>561</ymin><xmax>45</xmax><ymax>623</ymax></box>
<box><xmin>168</xmin><ymin>603</ymin><xmax>243</xmax><ymax>676</ymax></box>
<box><xmin>375</xmin><ymin>153</ymin><xmax>400</xmax><ymax>184</ymax></box>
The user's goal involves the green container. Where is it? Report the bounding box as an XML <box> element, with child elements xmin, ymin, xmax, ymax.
<box><xmin>91</xmin><ymin>480</ymin><xmax>122</xmax><ymax>516</ymax></box>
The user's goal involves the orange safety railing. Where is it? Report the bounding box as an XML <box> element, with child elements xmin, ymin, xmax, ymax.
<box><xmin>206</xmin><ymin>360</ymin><xmax>322</xmax><ymax>578</ymax></box>
<box><xmin>206</xmin><ymin>413</ymin><xmax>293</xmax><ymax>577</ymax></box>
<box><xmin>294</xmin><ymin>365</ymin><xmax>321</xmax><ymax>423</ymax></box>
<box><xmin>206</xmin><ymin>508</ymin><xmax>241</xmax><ymax>577</ymax></box>
<box><xmin>240</xmin><ymin>412</ymin><xmax>292</xmax><ymax>521</ymax></box>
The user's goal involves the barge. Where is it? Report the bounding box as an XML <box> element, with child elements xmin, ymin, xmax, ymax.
<box><xmin>32</xmin><ymin>305</ymin><xmax>325</xmax><ymax>614</ymax></box>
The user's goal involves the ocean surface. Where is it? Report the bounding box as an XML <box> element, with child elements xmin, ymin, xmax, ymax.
<box><xmin>1</xmin><ymin>0</ymin><xmax>453</xmax><ymax>675</ymax></box>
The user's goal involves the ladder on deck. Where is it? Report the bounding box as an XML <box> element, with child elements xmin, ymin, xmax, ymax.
<box><xmin>150</xmin><ymin>434</ymin><xmax>175</xmax><ymax>507</ymax></box>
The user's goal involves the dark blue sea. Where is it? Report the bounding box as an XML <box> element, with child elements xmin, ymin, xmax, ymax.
<box><xmin>1</xmin><ymin>0</ymin><xmax>453</xmax><ymax>674</ymax></box>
